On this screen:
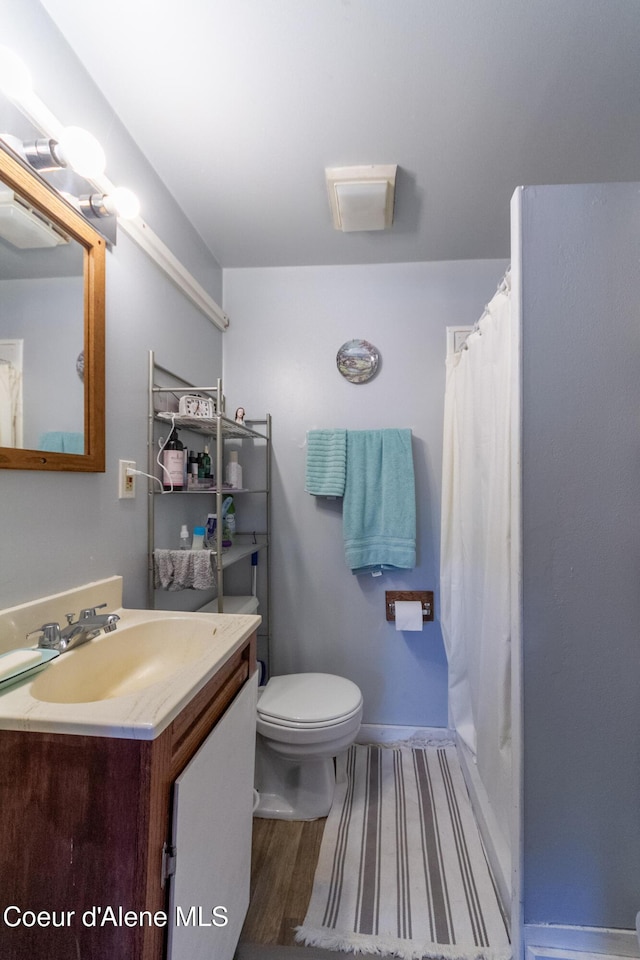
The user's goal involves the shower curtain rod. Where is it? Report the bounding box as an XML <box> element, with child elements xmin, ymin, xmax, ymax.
<box><xmin>463</xmin><ymin>266</ymin><xmax>511</xmax><ymax>349</ymax></box>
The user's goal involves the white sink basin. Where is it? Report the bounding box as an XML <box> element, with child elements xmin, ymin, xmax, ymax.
<box><xmin>30</xmin><ymin>617</ymin><xmax>217</xmax><ymax>704</ymax></box>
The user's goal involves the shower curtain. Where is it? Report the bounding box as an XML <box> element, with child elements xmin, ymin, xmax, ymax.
<box><xmin>440</xmin><ymin>276</ymin><xmax>513</xmax><ymax>836</ymax></box>
<box><xmin>0</xmin><ymin>361</ymin><xmax>22</xmax><ymax>447</ymax></box>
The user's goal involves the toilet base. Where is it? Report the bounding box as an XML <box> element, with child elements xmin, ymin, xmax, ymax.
<box><xmin>253</xmin><ymin>736</ymin><xmax>336</xmax><ymax>820</ymax></box>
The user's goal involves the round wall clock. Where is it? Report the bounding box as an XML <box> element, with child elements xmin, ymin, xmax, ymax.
<box><xmin>336</xmin><ymin>339</ymin><xmax>380</xmax><ymax>383</ymax></box>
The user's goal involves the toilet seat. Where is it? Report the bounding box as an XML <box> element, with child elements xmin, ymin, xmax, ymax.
<box><xmin>257</xmin><ymin>673</ymin><xmax>363</xmax><ymax>726</ymax></box>
<box><xmin>257</xmin><ymin>703</ymin><xmax>362</xmax><ymax>730</ymax></box>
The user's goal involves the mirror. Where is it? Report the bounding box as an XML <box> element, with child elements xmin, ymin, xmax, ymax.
<box><xmin>0</xmin><ymin>144</ymin><xmax>105</xmax><ymax>472</ymax></box>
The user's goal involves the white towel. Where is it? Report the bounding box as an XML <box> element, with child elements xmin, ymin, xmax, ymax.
<box><xmin>154</xmin><ymin>549</ymin><xmax>216</xmax><ymax>591</ymax></box>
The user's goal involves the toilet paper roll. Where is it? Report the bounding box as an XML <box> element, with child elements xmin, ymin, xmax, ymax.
<box><xmin>394</xmin><ymin>600</ymin><xmax>423</xmax><ymax>631</ymax></box>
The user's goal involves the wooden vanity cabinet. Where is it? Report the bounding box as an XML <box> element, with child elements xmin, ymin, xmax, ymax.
<box><xmin>0</xmin><ymin>633</ymin><xmax>256</xmax><ymax>960</ymax></box>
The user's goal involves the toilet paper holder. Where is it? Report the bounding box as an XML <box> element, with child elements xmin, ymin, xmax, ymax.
<box><xmin>385</xmin><ymin>590</ymin><xmax>434</xmax><ymax>622</ymax></box>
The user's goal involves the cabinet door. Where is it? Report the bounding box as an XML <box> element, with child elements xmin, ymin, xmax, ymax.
<box><xmin>167</xmin><ymin>673</ymin><xmax>258</xmax><ymax>960</ymax></box>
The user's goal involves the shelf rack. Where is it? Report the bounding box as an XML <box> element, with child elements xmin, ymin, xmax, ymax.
<box><xmin>147</xmin><ymin>351</ymin><xmax>271</xmax><ymax>659</ymax></box>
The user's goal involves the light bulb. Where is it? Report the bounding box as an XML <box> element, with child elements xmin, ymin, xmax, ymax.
<box><xmin>56</xmin><ymin>126</ymin><xmax>106</xmax><ymax>179</ymax></box>
<box><xmin>0</xmin><ymin>47</ymin><xmax>33</xmax><ymax>100</ymax></box>
<box><xmin>81</xmin><ymin>189</ymin><xmax>141</xmax><ymax>220</ymax></box>
<box><xmin>109</xmin><ymin>187</ymin><xmax>140</xmax><ymax>219</ymax></box>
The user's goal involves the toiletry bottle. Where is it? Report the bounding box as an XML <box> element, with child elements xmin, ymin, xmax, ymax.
<box><xmin>179</xmin><ymin>524</ymin><xmax>190</xmax><ymax>549</ymax></box>
<box><xmin>225</xmin><ymin>450</ymin><xmax>242</xmax><ymax>489</ymax></box>
<box><xmin>197</xmin><ymin>451</ymin><xmax>205</xmax><ymax>479</ymax></box>
<box><xmin>188</xmin><ymin>450</ymin><xmax>198</xmax><ymax>483</ymax></box>
<box><xmin>202</xmin><ymin>444</ymin><xmax>212</xmax><ymax>481</ymax></box>
<box><xmin>191</xmin><ymin>526</ymin><xmax>206</xmax><ymax>549</ymax></box>
<box><xmin>205</xmin><ymin>513</ymin><xmax>217</xmax><ymax>550</ymax></box>
<box><xmin>227</xmin><ymin>502</ymin><xmax>237</xmax><ymax>545</ymax></box>
<box><xmin>162</xmin><ymin>428</ymin><xmax>185</xmax><ymax>490</ymax></box>
<box><xmin>223</xmin><ymin>497</ymin><xmax>236</xmax><ymax>546</ymax></box>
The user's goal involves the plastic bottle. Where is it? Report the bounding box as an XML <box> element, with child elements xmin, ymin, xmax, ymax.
<box><xmin>205</xmin><ymin>513</ymin><xmax>217</xmax><ymax>550</ymax></box>
<box><xmin>191</xmin><ymin>526</ymin><xmax>205</xmax><ymax>550</ymax></box>
<box><xmin>179</xmin><ymin>524</ymin><xmax>190</xmax><ymax>550</ymax></box>
<box><xmin>225</xmin><ymin>450</ymin><xmax>242</xmax><ymax>489</ymax></box>
<box><xmin>202</xmin><ymin>444</ymin><xmax>212</xmax><ymax>480</ymax></box>
<box><xmin>222</xmin><ymin>497</ymin><xmax>235</xmax><ymax>548</ymax></box>
<box><xmin>162</xmin><ymin>428</ymin><xmax>184</xmax><ymax>491</ymax></box>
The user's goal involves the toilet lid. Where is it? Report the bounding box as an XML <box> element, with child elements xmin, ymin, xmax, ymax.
<box><xmin>257</xmin><ymin>673</ymin><xmax>363</xmax><ymax>725</ymax></box>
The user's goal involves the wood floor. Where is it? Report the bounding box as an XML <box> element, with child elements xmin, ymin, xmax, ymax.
<box><xmin>239</xmin><ymin>816</ymin><xmax>326</xmax><ymax>947</ymax></box>
<box><xmin>234</xmin><ymin>814</ymin><xmax>429</xmax><ymax>960</ymax></box>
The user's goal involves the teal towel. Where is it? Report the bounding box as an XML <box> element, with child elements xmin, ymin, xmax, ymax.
<box><xmin>306</xmin><ymin>429</ymin><xmax>347</xmax><ymax>496</ymax></box>
<box><xmin>343</xmin><ymin>429</ymin><xmax>416</xmax><ymax>575</ymax></box>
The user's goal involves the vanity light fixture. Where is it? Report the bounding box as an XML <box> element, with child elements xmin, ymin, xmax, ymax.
<box><xmin>0</xmin><ymin>133</ymin><xmax>139</xmax><ymax>240</ymax></box>
<box><xmin>19</xmin><ymin>137</ymin><xmax>63</xmax><ymax>171</ymax></box>
<box><xmin>19</xmin><ymin>127</ymin><xmax>106</xmax><ymax>179</ymax></box>
<box><xmin>325</xmin><ymin>164</ymin><xmax>398</xmax><ymax>232</ymax></box>
<box><xmin>80</xmin><ymin>188</ymin><xmax>141</xmax><ymax>221</ymax></box>
<box><xmin>107</xmin><ymin>187</ymin><xmax>140</xmax><ymax>220</ymax></box>
<box><xmin>0</xmin><ymin>45</ymin><xmax>228</xmax><ymax>330</ymax></box>
<box><xmin>54</xmin><ymin>126</ymin><xmax>106</xmax><ymax>179</ymax></box>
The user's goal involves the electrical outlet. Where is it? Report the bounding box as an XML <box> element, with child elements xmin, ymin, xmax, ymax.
<box><xmin>118</xmin><ymin>459</ymin><xmax>136</xmax><ymax>499</ymax></box>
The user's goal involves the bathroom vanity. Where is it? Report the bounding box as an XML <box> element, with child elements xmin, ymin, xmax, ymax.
<box><xmin>0</xmin><ymin>578</ymin><xmax>259</xmax><ymax>960</ymax></box>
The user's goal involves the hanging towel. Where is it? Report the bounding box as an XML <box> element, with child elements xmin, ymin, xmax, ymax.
<box><xmin>343</xmin><ymin>429</ymin><xmax>416</xmax><ymax>575</ymax></box>
<box><xmin>305</xmin><ymin>429</ymin><xmax>347</xmax><ymax>497</ymax></box>
<box><xmin>153</xmin><ymin>549</ymin><xmax>216</xmax><ymax>591</ymax></box>
<box><xmin>38</xmin><ymin>431</ymin><xmax>84</xmax><ymax>454</ymax></box>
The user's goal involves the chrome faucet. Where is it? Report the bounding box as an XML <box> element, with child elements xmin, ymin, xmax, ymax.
<box><xmin>27</xmin><ymin>603</ymin><xmax>120</xmax><ymax>653</ymax></box>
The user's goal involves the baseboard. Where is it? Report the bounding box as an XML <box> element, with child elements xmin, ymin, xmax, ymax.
<box><xmin>524</xmin><ymin>923</ymin><xmax>639</xmax><ymax>960</ymax></box>
<box><xmin>357</xmin><ymin>723</ymin><xmax>454</xmax><ymax>745</ymax></box>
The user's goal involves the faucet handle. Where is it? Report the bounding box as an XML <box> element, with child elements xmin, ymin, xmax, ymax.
<box><xmin>79</xmin><ymin>603</ymin><xmax>108</xmax><ymax>619</ymax></box>
<box><xmin>26</xmin><ymin>622</ymin><xmax>61</xmax><ymax>649</ymax></box>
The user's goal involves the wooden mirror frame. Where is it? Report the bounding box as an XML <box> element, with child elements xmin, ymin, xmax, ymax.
<box><xmin>0</xmin><ymin>144</ymin><xmax>105</xmax><ymax>472</ymax></box>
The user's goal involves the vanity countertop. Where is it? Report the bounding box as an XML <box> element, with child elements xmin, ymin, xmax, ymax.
<box><xmin>0</xmin><ymin>607</ymin><xmax>260</xmax><ymax>741</ymax></box>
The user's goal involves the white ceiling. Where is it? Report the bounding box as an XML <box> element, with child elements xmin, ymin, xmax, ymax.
<box><xmin>39</xmin><ymin>0</ymin><xmax>640</xmax><ymax>268</ymax></box>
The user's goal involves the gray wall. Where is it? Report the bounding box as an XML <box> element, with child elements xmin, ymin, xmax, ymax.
<box><xmin>520</xmin><ymin>183</ymin><xmax>640</xmax><ymax>928</ymax></box>
<box><xmin>222</xmin><ymin>260</ymin><xmax>507</xmax><ymax>727</ymax></box>
<box><xmin>0</xmin><ymin>1</ymin><xmax>224</xmax><ymax>613</ymax></box>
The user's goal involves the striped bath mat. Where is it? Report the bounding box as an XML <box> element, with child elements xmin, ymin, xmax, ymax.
<box><xmin>296</xmin><ymin>743</ymin><xmax>511</xmax><ymax>960</ymax></box>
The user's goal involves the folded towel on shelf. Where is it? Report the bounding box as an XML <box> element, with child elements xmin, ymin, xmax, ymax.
<box><xmin>305</xmin><ymin>429</ymin><xmax>347</xmax><ymax>496</ymax></box>
<box><xmin>153</xmin><ymin>549</ymin><xmax>216</xmax><ymax>591</ymax></box>
<box><xmin>343</xmin><ymin>428</ymin><xmax>416</xmax><ymax>576</ymax></box>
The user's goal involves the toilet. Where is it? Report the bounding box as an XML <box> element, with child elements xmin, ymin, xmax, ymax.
<box><xmin>253</xmin><ymin>672</ymin><xmax>363</xmax><ymax>820</ymax></box>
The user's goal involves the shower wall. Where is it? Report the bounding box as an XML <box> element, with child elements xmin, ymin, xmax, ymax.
<box><xmin>518</xmin><ymin>182</ymin><xmax>640</xmax><ymax>937</ymax></box>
